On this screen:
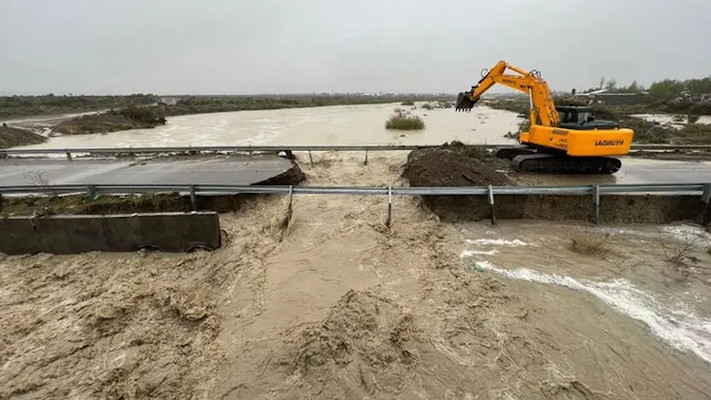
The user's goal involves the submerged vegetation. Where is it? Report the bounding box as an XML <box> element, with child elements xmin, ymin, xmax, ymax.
<box><xmin>385</xmin><ymin>109</ymin><xmax>425</xmax><ymax>130</ymax></box>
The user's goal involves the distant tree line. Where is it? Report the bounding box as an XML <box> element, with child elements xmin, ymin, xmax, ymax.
<box><xmin>583</xmin><ymin>76</ymin><xmax>711</xmax><ymax>101</ymax></box>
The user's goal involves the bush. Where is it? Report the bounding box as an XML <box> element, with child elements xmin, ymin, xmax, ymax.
<box><xmin>385</xmin><ymin>110</ymin><xmax>425</xmax><ymax>130</ymax></box>
<box><xmin>421</xmin><ymin>103</ymin><xmax>434</xmax><ymax>110</ymax></box>
<box><xmin>401</xmin><ymin>100</ymin><xmax>415</xmax><ymax>106</ymax></box>
<box><xmin>569</xmin><ymin>233</ymin><xmax>610</xmax><ymax>256</ymax></box>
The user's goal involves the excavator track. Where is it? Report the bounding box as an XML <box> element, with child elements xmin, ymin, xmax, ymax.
<box><xmin>512</xmin><ymin>153</ymin><xmax>621</xmax><ymax>174</ymax></box>
<box><xmin>495</xmin><ymin>147</ymin><xmax>537</xmax><ymax>160</ymax></box>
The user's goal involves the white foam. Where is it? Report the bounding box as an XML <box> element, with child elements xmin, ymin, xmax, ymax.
<box><xmin>477</xmin><ymin>261</ymin><xmax>711</xmax><ymax>365</ymax></box>
<box><xmin>465</xmin><ymin>239</ymin><xmax>531</xmax><ymax>247</ymax></box>
<box><xmin>662</xmin><ymin>225</ymin><xmax>711</xmax><ymax>247</ymax></box>
<box><xmin>460</xmin><ymin>249</ymin><xmax>499</xmax><ymax>257</ymax></box>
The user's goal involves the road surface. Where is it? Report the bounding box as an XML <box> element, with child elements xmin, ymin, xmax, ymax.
<box><xmin>0</xmin><ymin>155</ymin><xmax>294</xmax><ymax>186</ymax></box>
<box><xmin>0</xmin><ymin>154</ymin><xmax>709</xmax><ymax>188</ymax></box>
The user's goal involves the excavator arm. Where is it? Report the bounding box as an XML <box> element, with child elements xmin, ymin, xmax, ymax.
<box><xmin>455</xmin><ymin>60</ymin><xmax>559</xmax><ymax>127</ymax></box>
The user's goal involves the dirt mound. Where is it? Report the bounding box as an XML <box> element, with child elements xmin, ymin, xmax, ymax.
<box><xmin>406</xmin><ymin>145</ymin><xmax>513</xmax><ymax>221</ymax></box>
<box><xmin>0</xmin><ymin>124</ymin><xmax>46</xmax><ymax>148</ymax></box>
<box><xmin>407</xmin><ymin>145</ymin><xmax>511</xmax><ymax>187</ymax></box>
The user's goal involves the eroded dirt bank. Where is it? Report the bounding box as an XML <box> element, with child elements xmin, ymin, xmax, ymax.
<box><xmin>1</xmin><ymin>152</ymin><xmax>710</xmax><ymax>399</ymax></box>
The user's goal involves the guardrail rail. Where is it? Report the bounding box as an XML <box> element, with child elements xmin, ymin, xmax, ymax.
<box><xmin>1</xmin><ymin>182</ymin><xmax>709</xmax><ymax>226</ymax></box>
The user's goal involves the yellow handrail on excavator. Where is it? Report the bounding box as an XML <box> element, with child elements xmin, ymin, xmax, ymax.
<box><xmin>456</xmin><ymin>60</ymin><xmax>634</xmax><ymax>174</ymax></box>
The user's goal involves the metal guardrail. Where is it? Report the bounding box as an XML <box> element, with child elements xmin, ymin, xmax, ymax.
<box><xmin>2</xmin><ymin>144</ymin><xmax>711</xmax><ymax>159</ymax></box>
<box><xmin>1</xmin><ymin>182</ymin><xmax>709</xmax><ymax>226</ymax></box>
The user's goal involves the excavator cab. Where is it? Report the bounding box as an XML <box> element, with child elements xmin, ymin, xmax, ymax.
<box><xmin>556</xmin><ymin>106</ymin><xmax>618</xmax><ymax>130</ymax></box>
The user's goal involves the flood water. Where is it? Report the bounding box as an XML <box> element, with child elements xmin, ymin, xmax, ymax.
<box><xmin>11</xmin><ymin>103</ymin><xmax>521</xmax><ymax>149</ymax></box>
<box><xmin>459</xmin><ymin>222</ymin><xmax>711</xmax><ymax>365</ymax></box>
<box><xmin>633</xmin><ymin>113</ymin><xmax>711</xmax><ymax>130</ymax></box>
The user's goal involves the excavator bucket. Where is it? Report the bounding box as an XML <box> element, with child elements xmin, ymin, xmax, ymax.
<box><xmin>455</xmin><ymin>90</ymin><xmax>477</xmax><ymax>112</ymax></box>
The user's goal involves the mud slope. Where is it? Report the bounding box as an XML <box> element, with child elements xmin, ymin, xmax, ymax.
<box><xmin>0</xmin><ymin>124</ymin><xmax>46</xmax><ymax>148</ymax></box>
<box><xmin>1</xmin><ymin>152</ymin><xmax>710</xmax><ymax>399</ymax></box>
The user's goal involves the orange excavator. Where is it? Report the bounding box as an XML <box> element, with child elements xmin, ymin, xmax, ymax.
<box><xmin>456</xmin><ymin>60</ymin><xmax>634</xmax><ymax>173</ymax></box>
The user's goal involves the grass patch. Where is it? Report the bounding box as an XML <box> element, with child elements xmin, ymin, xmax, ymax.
<box><xmin>569</xmin><ymin>233</ymin><xmax>611</xmax><ymax>256</ymax></box>
<box><xmin>385</xmin><ymin>109</ymin><xmax>425</xmax><ymax>131</ymax></box>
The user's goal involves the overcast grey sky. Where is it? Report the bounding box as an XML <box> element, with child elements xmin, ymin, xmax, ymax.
<box><xmin>1</xmin><ymin>0</ymin><xmax>709</xmax><ymax>95</ymax></box>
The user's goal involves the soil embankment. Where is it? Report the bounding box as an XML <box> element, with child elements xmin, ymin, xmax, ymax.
<box><xmin>0</xmin><ymin>124</ymin><xmax>46</xmax><ymax>148</ymax></box>
<box><xmin>406</xmin><ymin>143</ymin><xmax>512</xmax><ymax>221</ymax></box>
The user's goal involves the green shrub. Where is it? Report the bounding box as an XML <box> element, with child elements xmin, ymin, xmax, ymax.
<box><xmin>385</xmin><ymin>110</ymin><xmax>425</xmax><ymax>130</ymax></box>
<box><xmin>109</xmin><ymin>104</ymin><xmax>166</xmax><ymax>124</ymax></box>
<box><xmin>401</xmin><ymin>100</ymin><xmax>415</xmax><ymax>106</ymax></box>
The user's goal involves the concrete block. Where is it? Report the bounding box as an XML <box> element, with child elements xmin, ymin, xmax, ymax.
<box><xmin>0</xmin><ymin>212</ymin><xmax>220</xmax><ymax>255</ymax></box>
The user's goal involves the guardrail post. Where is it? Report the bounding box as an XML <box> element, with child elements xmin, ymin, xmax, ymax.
<box><xmin>386</xmin><ymin>186</ymin><xmax>393</xmax><ymax>229</ymax></box>
<box><xmin>487</xmin><ymin>185</ymin><xmax>496</xmax><ymax>225</ymax></box>
<box><xmin>364</xmin><ymin>150</ymin><xmax>368</xmax><ymax>165</ymax></box>
<box><xmin>288</xmin><ymin>185</ymin><xmax>294</xmax><ymax>212</ymax></box>
<box><xmin>702</xmin><ymin>184</ymin><xmax>711</xmax><ymax>205</ymax></box>
<box><xmin>308</xmin><ymin>150</ymin><xmax>314</xmax><ymax>166</ymax></box>
<box><xmin>286</xmin><ymin>185</ymin><xmax>294</xmax><ymax>225</ymax></box>
<box><xmin>65</xmin><ymin>152</ymin><xmax>72</xmax><ymax>160</ymax></box>
<box><xmin>86</xmin><ymin>185</ymin><xmax>97</xmax><ymax>200</ymax></box>
<box><xmin>592</xmin><ymin>184</ymin><xmax>600</xmax><ymax>225</ymax></box>
<box><xmin>700</xmin><ymin>183</ymin><xmax>711</xmax><ymax>223</ymax></box>
<box><xmin>189</xmin><ymin>185</ymin><xmax>197</xmax><ymax>210</ymax></box>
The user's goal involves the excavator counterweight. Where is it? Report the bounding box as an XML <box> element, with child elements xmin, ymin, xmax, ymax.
<box><xmin>456</xmin><ymin>61</ymin><xmax>634</xmax><ymax>174</ymax></box>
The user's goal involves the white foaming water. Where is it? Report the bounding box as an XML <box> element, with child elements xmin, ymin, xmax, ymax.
<box><xmin>459</xmin><ymin>249</ymin><xmax>499</xmax><ymax>257</ymax></box>
<box><xmin>662</xmin><ymin>225</ymin><xmax>711</xmax><ymax>247</ymax></box>
<box><xmin>465</xmin><ymin>239</ymin><xmax>531</xmax><ymax>247</ymax></box>
<box><xmin>477</xmin><ymin>261</ymin><xmax>711</xmax><ymax>365</ymax></box>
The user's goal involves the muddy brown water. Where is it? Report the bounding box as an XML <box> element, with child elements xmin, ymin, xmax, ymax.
<box><xmin>9</xmin><ymin>103</ymin><xmax>521</xmax><ymax>148</ymax></box>
<box><xmin>2</xmin><ymin>152</ymin><xmax>710</xmax><ymax>399</ymax></box>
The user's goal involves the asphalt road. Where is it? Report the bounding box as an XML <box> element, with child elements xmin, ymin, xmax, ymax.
<box><xmin>0</xmin><ymin>155</ymin><xmax>294</xmax><ymax>186</ymax></box>
<box><xmin>0</xmin><ymin>155</ymin><xmax>709</xmax><ymax>188</ymax></box>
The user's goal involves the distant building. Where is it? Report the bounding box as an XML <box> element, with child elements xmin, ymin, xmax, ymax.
<box><xmin>158</xmin><ymin>97</ymin><xmax>178</xmax><ymax>106</ymax></box>
<box><xmin>575</xmin><ymin>92</ymin><xmax>648</xmax><ymax>105</ymax></box>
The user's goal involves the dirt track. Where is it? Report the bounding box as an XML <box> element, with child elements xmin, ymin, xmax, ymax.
<box><xmin>2</xmin><ymin>152</ymin><xmax>711</xmax><ymax>399</ymax></box>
